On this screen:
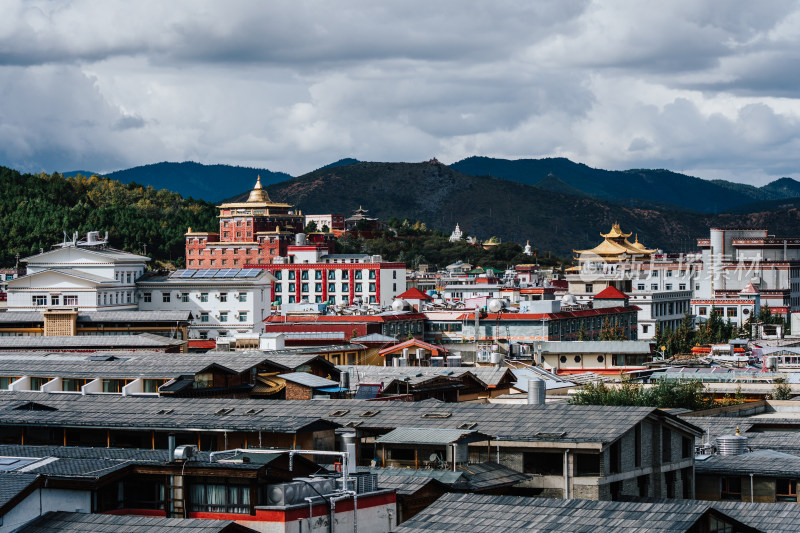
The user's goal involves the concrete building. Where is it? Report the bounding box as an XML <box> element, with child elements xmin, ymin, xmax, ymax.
<box><xmin>7</xmin><ymin>232</ymin><xmax>149</xmax><ymax>312</ymax></box>
<box><xmin>254</xmin><ymin>243</ymin><xmax>406</xmax><ymax>307</ymax></box>
<box><xmin>136</xmin><ymin>268</ymin><xmax>274</xmax><ymax>341</ymax></box>
<box><xmin>693</xmin><ymin>227</ymin><xmax>800</xmax><ymax>325</ymax></box>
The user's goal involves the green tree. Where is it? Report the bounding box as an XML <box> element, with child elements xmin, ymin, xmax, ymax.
<box><xmin>304</xmin><ymin>221</ymin><xmax>318</xmax><ymax>233</ymax></box>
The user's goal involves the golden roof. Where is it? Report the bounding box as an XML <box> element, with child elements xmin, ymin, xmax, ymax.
<box><xmin>601</xmin><ymin>222</ymin><xmax>631</xmax><ymax>239</ymax></box>
<box><xmin>574</xmin><ymin>224</ymin><xmax>656</xmax><ymax>260</ymax></box>
<box><xmin>247</xmin><ymin>175</ymin><xmax>272</xmax><ymax>203</ymax></box>
<box><xmin>628</xmin><ymin>234</ymin><xmax>657</xmax><ymax>254</ymax></box>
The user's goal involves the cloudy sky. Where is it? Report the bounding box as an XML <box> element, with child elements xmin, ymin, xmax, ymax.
<box><xmin>2</xmin><ymin>0</ymin><xmax>800</xmax><ymax>184</ymax></box>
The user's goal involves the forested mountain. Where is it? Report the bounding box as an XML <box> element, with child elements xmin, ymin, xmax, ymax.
<box><xmin>67</xmin><ymin>161</ymin><xmax>293</xmax><ymax>202</ymax></box>
<box><xmin>449</xmin><ymin>156</ymin><xmax>800</xmax><ymax>213</ymax></box>
<box><xmin>0</xmin><ymin>166</ymin><xmax>216</xmax><ymax>267</ymax></box>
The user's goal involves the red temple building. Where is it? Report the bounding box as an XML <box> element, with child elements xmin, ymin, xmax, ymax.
<box><xmin>185</xmin><ymin>177</ymin><xmax>332</xmax><ymax>269</ymax></box>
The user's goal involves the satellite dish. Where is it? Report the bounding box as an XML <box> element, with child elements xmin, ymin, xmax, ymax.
<box><xmin>429</xmin><ymin>453</ymin><xmax>439</xmax><ymax>462</ymax></box>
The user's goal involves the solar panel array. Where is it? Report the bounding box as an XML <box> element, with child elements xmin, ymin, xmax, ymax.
<box><xmin>170</xmin><ymin>268</ymin><xmax>263</xmax><ymax>279</ymax></box>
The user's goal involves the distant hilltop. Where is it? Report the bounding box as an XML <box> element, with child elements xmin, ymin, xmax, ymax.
<box><xmin>62</xmin><ymin>156</ymin><xmax>800</xmax><ymax>214</ymax></box>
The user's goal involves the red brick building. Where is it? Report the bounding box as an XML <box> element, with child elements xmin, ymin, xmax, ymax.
<box><xmin>185</xmin><ymin>177</ymin><xmax>331</xmax><ymax>269</ymax></box>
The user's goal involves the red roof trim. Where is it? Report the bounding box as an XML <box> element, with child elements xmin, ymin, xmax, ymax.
<box><xmin>265</xmin><ymin>313</ymin><xmax>427</xmax><ymax>323</ymax></box>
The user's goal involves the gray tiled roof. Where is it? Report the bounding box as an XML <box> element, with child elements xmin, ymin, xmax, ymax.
<box><xmin>0</xmin><ymin>471</ymin><xmax>39</xmax><ymax>509</ymax></box>
<box><xmin>695</xmin><ymin>449</ymin><xmax>800</xmax><ymax>477</ymax></box>
<box><xmin>336</xmin><ymin>365</ymin><xmax>513</xmax><ymax>389</ymax></box>
<box><xmin>392</xmin><ymin>493</ymin><xmax>800</xmax><ymax>532</ymax></box>
<box><xmin>0</xmin><ymin>334</ymin><xmax>184</xmax><ymax>350</ymax></box>
<box><xmin>365</xmin><ymin>462</ymin><xmax>528</xmax><ymax>492</ymax></box>
<box><xmin>18</xmin><ymin>511</ymin><xmax>255</xmax><ymax>532</ymax></box>
<box><xmin>0</xmin><ymin>349</ymin><xmax>337</xmax><ymax>380</ymax></box>
<box><xmin>0</xmin><ymin>393</ymin><xmax>339</xmax><ymax>434</ymax></box>
<box><xmin>370</xmin><ymin>473</ymin><xmax>441</xmax><ymax>495</ymax></box>
<box><xmin>0</xmin><ymin>311</ymin><xmax>193</xmax><ymax>324</ymax></box>
<box><xmin>375</xmin><ymin>428</ymin><xmax>486</xmax><ymax>445</ymax></box>
<box><xmin>277</xmin><ymin>372</ymin><xmax>338</xmax><ymax>388</ymax></box>
<box><xmin>0</xmin><ymin>392</ymin><xmax>701</xmax><ymax>444</ymax></box>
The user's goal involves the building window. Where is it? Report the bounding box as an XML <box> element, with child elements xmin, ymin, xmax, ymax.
<box><xmin>315</xmin><ymin>283</ymin><xmax>322</xmax><ymax>292</ymax></box>
<box><xmin>328</xmin><ymin>283</ymin><xmax>335</xmax><ymax>293</ymax></box>
<box><xmin>355</xmin><ymin>270</ymin><xmax>362</xmax><ymax>280</ymax></box>
<box><xmin>315</xmin><ymin>270</ymin><xmax>323</xmax><ymax>280</ymax></box>
<box><xmin>642</xmin><ymin>325</ymin><xmax>649</xmax><ymax>334</ymax></box>
<box><xmin>219</xmin><ymin>312</ymin><xmax>228</xmax><ymax>322</ymax></box>
<box><xmin>698</xmin><ymin>307</ymin><xmax>707</xmax><ymax>316</ymax></box>
<box><xmin>301</xmin><ymin>283</ymin><xmax>309</xmax><ymax>293</ymax></box>
<box><xmin>369</xmin><ymin>270</ymin><xmax>376</xmax><ymax>280</ymax></box>
<box><xmin>342</xmin><ymin>283</ymin><xmax>349</xmax><ymax>292</ymax></box>
<box><xmin>721</xmin><ymin>476</ymin><xmax>742</xmax><ymax>500</ymax></box>
<box><xmin>585</xmin><ymin>284</ymin><xmax>592</xmax><ymax>293</ymax></box>
<box><xmin>275</xmin><ymin>283</ymin><xmax>282</xmax><ymax>292</ymax></box>
<box><xmin>288</xmin><ymin>271</ymin><xmax>296</xmax><ymax>280</ymax></box>
<box><xmin>355</xmin><ymin>283</ymin><xmax>362</xmax><ymax>292</ymax></box>
<box><xmin>727</xmin><ymin>307</ymin><xmax>737</xmax><ymax>317</ymax></box>
<box><xmin>64</xmin><ymin>295</ymin><xmax>78</xmax><ymax>306</ymax></box>
<box><xmin>274</xmin><ymin>271</ymin><xmax>282</xmax><ymax>280</ymax></box>
<box><xmin>637</xmin><ymin>284</ymin><xmax>645</xmax><ymax>291</ymax></box>
<box><xmin>239</xmin><ymin>312</ymin><xmax>248</xmax><ymax>322</ymax></box>
<box><xmin>665</xmin><ymin>284</ymin><xmax>672</xmax><ymax>290</ymax></box>
<box><xmin>652</xmin><ymin>271</ymin><xmax>659</xmax><ymax>277</ymax></box>
<box><xmin>679</xmin><ymin>284</ymin><xmax>686</xmax><ymax>290</ymax></box>
<box><xmin>200</xmin><ymin>312</ymin><xmax>209</xmax><ymax>323</ymax></box>
<box><xmin>574</xmin><ymin>454</ymin><xmax>600</xmax><ymax>476</ymax></box>
<box><xmin>301</xmin><ymin>270</ymin><xmax>309</xmax><ymax>281</ymax></box>
<box><xmin>162</xmin><ymin>292</ymin><xmax>171</xmax><ymax>303</ymax></box>
<box><xmin>199</xmin><ymin>331</ymin><xmax>208</xmax><ymax>339</ymax></box>
<box><xmin>315</xmin><ymin>296</ymin><xmax>323</xmax><ymax>303</ymax></box>
<box><xmin>662</xmin><ymin>428</ymin><xmax>672</xmax><ymax>463</ymax></box>
<box><xmin>342</xmin><ymin>271</ymin><xmax>349</xmax><ymax>280</ymax></box>
<box><xmin>200</xmin><ymin>293</ymin><xmax>209</xmax><ymax>302</ymax></box>
<box><xmin>238</xmin><ymin>293</ymin><xmax>247</xmax><ymax>302</ymax></box>
<box><xmin>289</xmin><ymin>283</ymin><xmax>296</xmax><ymax>292</ymax></box>
<box><xmin>328</xmin><ymin>271</ymin><xmax>336</xmax><ymax>280</ymax></box>
<box><xmin>50</xmin><ymin>295</ymin><xmax>60</xmax><ymax>306</ymax></box>
<box><xmin>369</xmin><ymin>282</ymin><xmax>376</xmax><ymax>292</ymax></box>
<box><xmin>666</xmin><ymin>270</ymin><xmax>672</xmax><ymax>277</ymax></box>
<box><xmin>288</xmin><ymin>296</ymin><xmax>296</xmax><ymax>303</ymax></box>
<box><xmin>143</xmin><ymin>292</ymin><xmax>152</xmax><ymax>303</ymax></box>
<box><xmin>523</xmin><ymin>452</ymin><xmax>563</xmax><ymax>475</ymax></box>
<box><xmin>651</xmin><ymin>284</ymin><xmax>658</xmax><ymax>290</ymax></box>
<box><xmin>219</xmin><ymin>292</ymin><xmax>227</xmax><ymax>302</ymax></box>
<box><xmin>393</xmin><ymin>271</ymin><xmax>397</xmax><ymax>279</ymax></box>
<box><xmin>776</xmin><ymin>479</ymin><xmax>798</xmax><ymax>502</ymax></box>
<box><xmin>32</xmin><ymin>295</ymin><xmax>47</xmax><ymax>306</ymax></box>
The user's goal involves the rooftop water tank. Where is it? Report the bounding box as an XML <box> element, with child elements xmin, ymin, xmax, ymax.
<box><xmin>717</xmin><ymin>429</ymin><xmax>747</xmax><ymax>456</ymax></box>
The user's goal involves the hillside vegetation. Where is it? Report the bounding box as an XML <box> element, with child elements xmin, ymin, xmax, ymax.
<box><xmin>0</xmin><ymin>166</ymin><xmax>216</xmax><ymax>267</ymax></box>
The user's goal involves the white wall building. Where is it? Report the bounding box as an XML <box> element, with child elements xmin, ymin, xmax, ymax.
<box><xmin>136</xmin><ymin>268</ymin><xmax>274</xmax><ymax>340</ymax></box>
<box><xmin>6</xmin><ymin>232</ymin><xmax>149</xmax><ymax>312</ymax></box>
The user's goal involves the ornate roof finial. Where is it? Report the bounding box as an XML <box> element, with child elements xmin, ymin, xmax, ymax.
<box><xmin>254</xmin><ymin>175</ymin><xmax>263</xmax><ymax>189</ymax></box>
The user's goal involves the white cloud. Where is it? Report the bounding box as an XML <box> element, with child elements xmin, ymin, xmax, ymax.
<box><xmin>1</xmin><ymin>0</ymin><xmax>800</xmax><ymax>184</ymax></box>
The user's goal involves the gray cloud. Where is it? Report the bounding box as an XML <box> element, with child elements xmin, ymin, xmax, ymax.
<box><xmin>1</xmin><ymin>0</ymin><xmax>800</xmax><ymax>185</ymax></box>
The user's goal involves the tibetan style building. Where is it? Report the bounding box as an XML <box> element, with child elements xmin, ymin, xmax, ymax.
<box><xmin>573</xmin><ymin>223</ymin><xmax>657</xmax><ymax>263</ymax></box>
<box><xmin>185</xmin><ymin>177</ymin><xmax>330</xmax><ymax>269</ymax></box>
